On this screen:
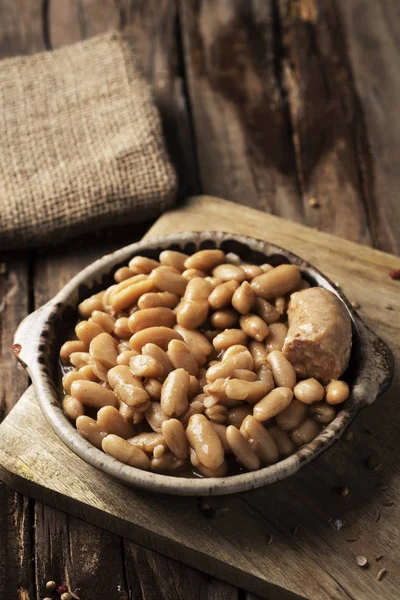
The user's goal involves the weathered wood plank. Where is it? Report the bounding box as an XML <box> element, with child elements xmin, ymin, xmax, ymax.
<box><xmin>179</xmin><ymin>0</ymin><xmax>303</xmax><ymax>220</ymax></box>
<box><xmin>337</xmin><ymin>0</ymin><xmax>400</xmax><ymax>254</ymax></box>
<box><xmin>277</xmin><ymin>0</ymin><xmax>373</xmax><ymax>245</ymax></box>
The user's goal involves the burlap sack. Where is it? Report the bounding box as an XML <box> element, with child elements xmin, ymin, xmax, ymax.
<box><xmin>0</xmin><ymin>32</ymin><xmax>177</xmax><ymax>249</ymax></box>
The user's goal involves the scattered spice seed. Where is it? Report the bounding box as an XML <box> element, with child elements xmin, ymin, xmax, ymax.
<box><xmin>45</xmin><ymin>581</ymin><xmax>56</xmax><ymax>592</ymax></box>
<box><xmin>43</xmin><ymin>597</ymin><xmax>53</xmax><ymax>600</ymax></box>
<box><xmin>330</xmin><ymin>518</ymin><xmax>345</xmax><ymax>531</ymax></box>
<box><xmin>266</xmin><ymin>533</ymin><xmax>274</xmax><ymax>545</ymax></box>
<box><xmin>385</xmin><ymin>305</ymin><xmax>394</xmax><ymax>311</ymax></box>
<box><xmin>345</xmin><ymin>432</ymin><xmax>354</xmax><ymax>441</ymax></box>
<box><xmin>292</xmin><ymin>526</ymin><xmax>299</xmax><ymax>537</ymax></box>
<box><xmin>382</xmin><ymin>500</ymin><xmax>394</xmax><ymax>507</ymax></box>
<box><xmin>373</xmin><ymin>509</ymin><xmax>381</xmax><ymax>523</ymax></box>
<box><xmin>351</xmin><ymin>301</ymin><xmax>361</xmax><ymax>309</ymax></box>
<box><xmin>389</xmin><ymin>269</ymin><xmax>400</xmax><ymax>280</ymax></box>
<box><xmin>377</xmin><ymin>568</ymin><xmax>387</xmax><ymax>581</ymax></box>
<box><xmin>373</xmin><ymin>463</ymin><xmax>383</xmax><ymax>472</ymax></box>
<box><xmin>333</xmin><ymin>485</ymin><xmax>349</xmax><ymax>497</ymax></box>
<box><xmin>198</xmin><ymin>500</ymin><xmax>216</xmax><ymax>519</ymax></box>
<box><xmin>356</xmin><ymin>555</ymin><xmax>368</xmax><ymax>568</ymax></box>
<box><xmin>308</xmin><ymin>197</ymin><xmax>320</xmax><ymax>208</ymax></box>
<box><xmin>375</xmin><ymin>554</ymin><xmax>384</xmax><ymax>561</ymax></box>
<box><xmin>61</xmin><ymin>593</ymin><xmax>73</xmax><ymax>600</ymax></box>
<box><xmin>345</xmin><ymin>536</ymin><xmax>359</xmax><ymax>543</ymax></box>
<box><xmin>376</xmin><ymin>485</ymin><xmax>389</xmax><ymax>491</ymax></box>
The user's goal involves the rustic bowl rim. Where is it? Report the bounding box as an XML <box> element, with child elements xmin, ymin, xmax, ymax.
<box><xmin>14</xmin><ymin>230</ymin><xmax>394</xmax><ymax>496</ymax></box>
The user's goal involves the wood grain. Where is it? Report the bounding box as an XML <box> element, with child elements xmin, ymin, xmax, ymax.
<box><xmin>1</xmin><ymin>196</ymin><xmax>399</xmax><ymax>600</ymax></box>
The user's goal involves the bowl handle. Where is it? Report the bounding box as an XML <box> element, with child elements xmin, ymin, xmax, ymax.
<box><xmin>351</xmin><ymin>314</ymin><xmax>394</xmax><ymax>407</ymax></box>
<box><xmin>13</xmin><ymin>302</ymin><xmax>54</xmax><ymax>371</ymax></box>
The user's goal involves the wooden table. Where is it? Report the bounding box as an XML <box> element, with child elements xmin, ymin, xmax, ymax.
<box><xmin>1</xmin><ymin>2</ymin><xmax>399</xmax><ymax>599</ymax></box>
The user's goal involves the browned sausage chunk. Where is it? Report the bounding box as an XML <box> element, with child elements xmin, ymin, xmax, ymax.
<box><xmin>282</xmin><ymin>288</ymin><xmax>352</xmax><ymax>383</ymax></box>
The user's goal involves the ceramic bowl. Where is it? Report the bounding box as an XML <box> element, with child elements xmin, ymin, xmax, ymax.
<box><xmin>13</xmin><ymin>231</ymin><xmax>394</xmax><ymax>496</ymax></box>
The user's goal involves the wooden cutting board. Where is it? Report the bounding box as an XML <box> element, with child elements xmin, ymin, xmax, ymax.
<box><xmin>1</xmin><ymin>196</ymin><xmax>399</xmax><ymax>600</ymax></box>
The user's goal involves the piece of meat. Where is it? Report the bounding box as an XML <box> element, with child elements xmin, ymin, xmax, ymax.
<box><xmin>282</xmin><ymin>287</ymin><xmax>352</xmax><ymax>383</ymax></box>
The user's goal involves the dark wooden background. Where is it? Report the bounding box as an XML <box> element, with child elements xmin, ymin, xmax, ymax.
<box><xmin>1</xmin><ymin>1</ymin><xmax>399</xmax><ymax>599</ymax></box>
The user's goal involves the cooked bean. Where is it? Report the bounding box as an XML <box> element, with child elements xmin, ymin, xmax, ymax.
<box><xmin>240</xmin><ymin>264</ymin><xmax>264</xmax><ymax>280</ymax></box>
<box><xmin>325</xmin><ymin>380</ymin><xmax>350</xmax><ymax>405</ymax></box>
<box><xmin>210</xmin><ymin>309</ymin><xmax>238</xmax><ymax>329</ymax></box>
<box><xmin>114</xmin><ymin>317</ymin><xmax>131</xmax><ymax>339</ymax></box>
<box><xmin>89</xmin><ymin>332</ymin><xmax>118</xmax><ymax>368</ymax></box>
<box><xmin>128</xmin><ymin>307</ymin><xmax>176</xmax><ymax>334</ymax></box>
<box><xmin>251</xmin><ymin>264</ymin><xmax>301</xmax><ymax>299</ymax></box>
<box><xmin>208</xmin><ymin>280</ymin><xmax>239</xmax><ymax>309</ymax></box>
<box><xmin>213</xmin><ymin>329</ymin><xmax>248</xmax><ymax>350</ymax></box>
<box><xmin>69</xmin><ymin>352</ymin><xmax>91</xmax><ymax>369</ymax></box>
<box><xmin>257</xmin><ymin>364</ymin><xmax>275</xmax><ymax>394</ymax></box>
<box><xmin>290</xmin><ymin>419</ymin><xmax>321</xmax><ymax>446</ymax></box>
<box><xmin>248</xmin><ymin>341</ymin><xmax>269</xmax><ymax>369</ymax></box>
<box><xmin>181</xmin><ymin>394</ymin><xmax>206</xmax><ymax>426</ymax></box>
<box><xmin>119</xmin><ymin>400</ymin><xmax>136</xmax><ymax>422</ymax></box>
<box><xmin>110</xmin><ymin>277</ymin><xmax>154</xmax><ymax>312</ymax></box>
<box><xmin>142</xmin><ymin>343</ymin><xmax>174</xmax><ymax>376</ymax></box>
<box><xmin>71</xmin><ymin>380</ymin><xmax>118</xmax><ymax>409</ymax></box>
<box><xmin>240</xmin><ymin>415</ymin><xmax>279</xmax><ymax>464</ymax></box>
<box><xmin>267</xmin><ymin>350</ymin><xmax>296</xmax><ymax>389</ymax></box>
<box><xmin>117</xmin><ymin>350</ymin><xmax>139</xmax><ymax>366</ymax></box>
<box><xmin>260</xmin><ymin>264</ymin><xmax>274</xmax><ymax>273</ymax></box>
<box><xmin>294</xmin><ymin>378</ymin><xmax>325</xmax><ymax>404</ymax></box>
<box><xmin>225</xmin><ymin>252</ymin><xmax>241</xmax><ymax>265</ymax></box>
<box><xmin>145</xmin><ymin>402</ymin><xmax>169</xmax><ymax>432</ymax></box>
<box><xmin>239</xmin><ymin>314</ymin><xmax>269</xmax><ymax>342</ymax></box>
<box><xmin>203</xmin><ymin>394</ymin><xmax>222</xmax><ymax>408</ymax></box>
<box><xmin>254</xmin><ymin>297</ymin><xmax>281</xmax><ymax>324</ymax></box>
<box><xmin>276</xmin><ymin>399</ymin><xmax>307</xmax><ymax>431</ymax></box>
<box><xmin>227</xmin><ymin>405</ymin><xmax>253</xmax><ymax>427</ymax></box>
<box><xmin>102</xmin><ymin>434</ymin><xmax>150</xmax><ymax>469</ymax></box>
<box><xmin>107</xmin><ymin>365</ymin><xmax>149</xmax><ymax>407</ymax></box>
<box><xmin>188</xmin><ymin>375</ymin><xmax>200</xmax><ymax>398</ymax></box>
<box><xmin>161</xmin><ymin>368</ymin><xmax>190</xmax><ymax>417</ymax></box>
<box><xmin>129</xmin><ymin>354</ymin><xmax>164</xmax><ymax>379</ymax></box>
<box><xmin>232</xmin><ymin>282</ymin><xmax>255</xmax><ymax>314</ymax></box>
<box><xmin>102</xmin><ymin>284</ymin><xmax>118</xmax><ymax>313</ymax></box>
<box><xmin>206</xmin><ymin>346</ymin><xmax>253</xmax><ymax>381</ymax></box>
<box><xmin>184</xmin><ymin>249</ymin><xmax>225</xmax><ymax>272</ymax></box>
<box><xmin>167</xmin><ymin>339</ymin><xmax>199</xmax><ymax>376</ymax></box>
<box><xmin>253</xmin><ymin>387</ymin><xmax>293</xmax><ymax>421</ymax></box>
<box><xmin>190</xmin><ymin>448</ymin><xmax>228</xmax><ymax>477</ymax></box>
<box><xmin>232</xmin><ymin>369</ymin><xmax>258</xmax><ymax>382</ymax></box>
<box><xmin>265</xmin><ymin>323</ymin><xmax>288</xmax><ymax>353</ymax></box>
<box><xmin>151</xmin><ymin>452</ymin><xmax>185</xmax><ymax>472</ymax></box>
<box><xmin>150</xmin><ymin>266</ymin><xmax>188</xmax><ymax>295</ymax></box>
<box><xmin>267</xmin><ymin>424</ymin><xmax>296</xmax><ymax>457</ymax></box>
<box><xmin>226</xmin><ymin>425</ymin><xmax>260</xmax><ymax>471</ymax></box>
<box><xmin>174</xmin><ymin>325</ymin><xmax>212</xmax><ymax>363</ymax></box>
<box><xmin>162</xmin><ymin>419</ymin><xmax>189</xmax><ymax>459</ymax></box>
<box><xmin>275</xmin><ymin>297</ymin><xmax>286</xmax><ymax>315</ymax></box>
<box><xmin>159</xmin><ymin>250</ymin><xmax>188</xmax><ymax>271</ymax></box>
<box><xmin>62</xmin><ymin>370</ymin><xmax>86</xmax><ymax>394</ymax></box>
<box><xmin>76</xmin><ymin>416</ymin><xmax>107</xmax><ymax>449</ymax></box>
<box><xmin>97</xmin><ymin>406</ymin><xmax>135</xmax><ymax>438</ymax></box>
<box><xmin>118</xmin><ymin>340</ymin><xmax>131</xmax><ymax>352</ymax></box>
<box><xmin>210</xmin><ymin>423</ymin><xmax>231</xmax><ymax>453</ymax></box>
<box><xmin>130</xmin><ymin>326</ymin><xmax>183</xmax><ymax>352</ymax></box>
<box><xmin>128</xmin><ymin>432</ymin><xmax>166</xmax><ymax>454</ymax></box>
<box><xmin>186</xmin><ymin>414</ymin><xmax>225</xmax><ymax>469</ymax></box>
<box><xmin>62</xmin><ymin>395</ymin><xmax>84</xmax><ymax>422</ymax></box>
<box><xmin>294</xmin><ymin>278</ymin><xmax>311</xmax><ymax>292</ymax></box>
<box><xmin>308</xmin><ymin>402</ymin><xmax>336</xmax><ymax>424</ymax></box>
<box><xmin>176</xmin><ymin>277</ymin><xmax>211</xmax><ymax>329</ymax></box>
<box><xmin>138</xmin><ymin>291</ymin><xmax>179</xmax><ymax>310</ymax></box>
<box><xmin>91</xmin><ymin>359</ymin><xmax>109</xmax><ymax>381</ymax></box>
<box><xmin>212</xmin><ymin>263</ymin><xmax>246</xmax><ymax>283</ymax></box>
<box><xmin>143</xmin><ymin>378</ymin><xmax>162</xmax><ymax>401</ymax></box>
<box><xmin>78</xmin><ymin>292</ymin><xmax>105</xmax><ymax>318</ymax></box>
<box><xmin>205</xmin><ymin>404</ymin><xmax>228</xmax><ymax>424</ymax></box>
<box><xmin>182</xmin><ymin>268</ymin><xmax>208</xmax><ymax>280</ymax></box>
<box><xmin>204</xmin><ymin>276</ymin><xmax>222</xmax><ymax>289</ymax></box>
<box><xmin>89</xmin><ymin>310</ymin><xmax>116</xmax><ymax>334</ymax></box>
<box><xmin>114</xmin><ymin>266</ymin><xmax>135</xmax><ymax>283</ymax></box>
<box><xmin>60</xmin><ymin>340</ymin><xmax>87</xmax><ymax>361</ymax></box>
<box><xmin>128</xmin><ymin>256</ymin><xmax>160</xmax><ymax>274</ymax></box>
<box><xmin>78</xmin><ymin>364</ymin><xmax>98</xmax><ymax>381</ymax></box>
<box><xmin>75</xmin><ymin>321</ymin><xmax>104</xmax><ymax>345</ymax></box>
<box><xmin>225</xmin><ymin>379</ymin><xmax>267</xmax><ymax>404</ymax></box>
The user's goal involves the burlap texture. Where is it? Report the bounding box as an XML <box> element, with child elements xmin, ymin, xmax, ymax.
<box><xmin>0</xmin><ymin>32</ymin><xmax>177</xmax><ymax>249</ymax></box>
